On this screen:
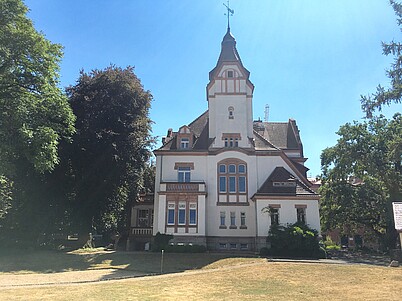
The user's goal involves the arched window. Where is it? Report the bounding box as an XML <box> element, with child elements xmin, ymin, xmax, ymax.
<box><xmin>217</xmin><ymin>159</ymin><xmax>248</xmax><ymax>204</ymax></box>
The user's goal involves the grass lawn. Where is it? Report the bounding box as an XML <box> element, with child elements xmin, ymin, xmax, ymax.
<box><xmin>0</xmin><ymin>249</ymin><xmax>401</xmax><ymax>300</ymax></box>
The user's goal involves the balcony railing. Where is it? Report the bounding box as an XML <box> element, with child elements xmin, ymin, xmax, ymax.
<box><xmin>131</xmin><ymin>227</ymin><xmax>153</xmax><ymax>236</ymax></box>
<box><xmin>160</xmin><ymin>182</ymin><xmax>206</xmax><ymax>193</ymax></box>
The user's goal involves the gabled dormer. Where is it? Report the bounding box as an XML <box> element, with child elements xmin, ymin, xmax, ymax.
<box><xmin>207</xmin><ymin>28</ymin><xmax>254</xmax><ymax>149</ymax></box>
<box><xmin>176</xmin><ymin>125</ymin><xmax>194</xmax><ymax>150</ymax></box>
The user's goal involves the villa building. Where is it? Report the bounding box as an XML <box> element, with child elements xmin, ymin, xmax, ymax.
<box><xmin>130</xmin><ymin>26</ymin><xmax>320</xmax><ymax>251</ymax></box>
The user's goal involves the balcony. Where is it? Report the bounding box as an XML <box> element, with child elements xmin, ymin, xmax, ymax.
<box><xmin>159</xmin><ymin>182</ymin><xmax>206</xmax><ymax>193</ymax></box>
<box><xmin>131</xmin><ymin>227</ymin><xmax>153</xmax><ymax>236</ymax></box>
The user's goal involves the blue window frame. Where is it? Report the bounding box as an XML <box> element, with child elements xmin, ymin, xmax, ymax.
<box><xmin>228</xmin><ymin>164</ymin><xmax>236</xmax><ymax>173</ymax></box>
<box><xmin>238</xmin><ymin>164</ymin><xmax>246</xmax><ymax>173</ymax></box>
<box><xmin>238</xmin><ymin>176</ymin><xmax>246</xmax><ymax>193</ymax></box>
<box><xmin>178</xmin><ymin>167</ymin><xmax>191</xmax><ymax>182</ymax></box>
<box><xmin>167</xmin><ymin>204</ymin><xmax>175</xmax><ymax>225</ymax></box>
<box><xmin>189</xmin><ymin>206</ymin><xmax>197</xmax><ymax>225</ymax></box>
<box><xmin>178</xmin><ymin>203</ymin><xmax>186</xmax><ymax>225</ymax></box>
<box><xmin>229</xmin><ymin>176</ymin><xmax>236</xmax><ymax>192</ymax></box>
<box><xmin>219</xmin><ymin>164</ymin><xmax>226</xmax><ymax>173</ymax></box>
<box><xmin>219</xmin><ymin>176</ymin><xmax>226</xmax><ymax>192</ymax></box>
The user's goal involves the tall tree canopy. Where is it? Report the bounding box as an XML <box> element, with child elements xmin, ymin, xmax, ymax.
<box><xmin>320</xmin><ymin>114</ymin><xmax>402</xmax><ymax>248</ymax></box>
<box><xmin>62</xmin><ymin>66</ymin><xmax>153</xmax><ymax>234</ymax></box>
<box><xmin>0</xmin><ymin>0</ymin><xmax>75</xmax><ymax>244</ymax></box>
<box><xmin>361</xmin><ymin>0</ymin><xmax>402</xmax><ymax>117</ymax></box>
<box><xmin>0</xmin><ymin>0</ymin><xmax>75</xmax><ymax>175</ymax></box>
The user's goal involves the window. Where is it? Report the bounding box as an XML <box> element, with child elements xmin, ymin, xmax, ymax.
<box><xmin>270</xmin><ymin>208</ymin><xmax>279</xmax><ymax>225</ymax></box>
<box><xmin>137</xmin><ymin>209</ymin><xmax>149</xmax><ymax>227</ymax></box>
<box><xmin>178</xmin><ymin>203</ymin><xmax>186</xmax><ymax>225</ymax></box>
<box><xmin>217</xmin><ymin>160</ymin><xmax>248</xmax><ymax>198</ymax></box>
<box><xmin>229</xmin><ymin>176</ymin><xmax>236</xmax><ymax>192</ymax></box>
<box><xmin>189</xmin><ymin>203</ymin><xmax>197</xmax><ymax>225</ymax></box>
<box><xmin>238</xmin><ymin>176</ymin><xmax>246</xmax><ymax>192</ymax></box>
<box><xmin>230</xmin><ymin>243</ymin><xmax>237</xmax><ymax>250</ymax></box>
<box><xmin>230</xmin><ymin>212</ymin><xmax>236</xmax><ymax>227</ymax></box>
<box><xmin>180</xmin><ymin>138</ymin><xmax>189</xmax><ymax>149</ymax></box>
<box><xmin>220</xmin><ymin>211</ymin><xmax>226</xmax><ymax>227</ymax></box>
<box><xmin>219</xmin><ymin>176</ymin><xmax>226</xmax><ymax>192</ymax></box>
<box><xmin>219</xmin><ymin>243</ymin><xmax>227</xmax><ymax>249</ymax></box>
<box><xmin>240</xmin><ymin>212</ymin><xmax>246</xmax><ymax>227</ymax></box>
<box><xmin>240</xmin><ymin>243</ymin><xmax>248</xmax><ymax>250</ymax></box>
<box><xmin>167</xmin><ymin>203</ymin><xmax>175</xmax><ymax>225</ymax></box>
<box><xmin>228</xmin><ymin>106</ymin><xmax>234</xmax><ymax>119</ymax></box>
<box><xmin>227</xmin><ymin>70</ymin><xmax>234</xmax><ymax>78</ymax></box>
<box><xmin>228</xmin><ymin>164</ymin><xmax>236</xmax><ymax>173</ymax></box>
<box><xmin>222</xmin><ymin>134</ymin><xmax>241</xmax><ymax>148</ymax></box>
<box><xmin>178</xmin><ymin>167</ymin><xmax>191</xmax><ymax>182</ymax></box>
<box><xmin>297</xmin><ymin>207</ymin><xmax>306</xmax><ymax>224</ymax></box>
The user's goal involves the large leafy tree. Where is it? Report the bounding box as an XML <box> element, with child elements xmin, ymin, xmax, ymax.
<box><xmin>361</xmin><ymin>0</ymin><xmax>402</xmax><ymax>117</ymax></box>
<box><xmin>0</xmin><ymin>0</ymin><xmax>75</xmax><ymax>244</ymax></box>
<box><xmin>0</xmin><ymin>0</ymin><xmax>75</xmax><ymax>175</ymax></box>
<box><xmin>62</xmin><ymin>66</ymin><xmax>153</xmax><ymax>235</ymax></box>
<box><xmin>320</xmin><ymin>114</ymin><xmax>402</xmax><ymax>249</ymax></box>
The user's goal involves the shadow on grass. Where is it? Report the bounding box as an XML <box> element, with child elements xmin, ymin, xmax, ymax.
<box><xmin>0</xmin><ymin>248</ymin><xmax>240</xmax><ymax>276</ymax></box>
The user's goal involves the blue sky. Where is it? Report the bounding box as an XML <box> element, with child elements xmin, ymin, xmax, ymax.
<box><xmin>25</xmin><ymin>0</ymin><xmax>402</xmax><ymax>177</ymax></box>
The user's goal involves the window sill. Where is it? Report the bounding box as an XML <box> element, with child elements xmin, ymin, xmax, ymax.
<box><xmin>229</xmin><ymin>225</ymin><xmax>237</xmax><ymax>229</ymax></box>
<box><xmin>219</xmin><ymin>225</ymin><xmax>227</xmax><ymax>229</ymax></box>
<box><xmin>240</xmin><ymin>225</ymin><xmax>247</xmax><ymax>229</ymax></box>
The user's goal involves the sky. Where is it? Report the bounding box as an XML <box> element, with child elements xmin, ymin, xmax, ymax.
<box><xmin>24</xmin><ymin>0</ymin><xmax>402</xmax><ymax>177</ymax></box>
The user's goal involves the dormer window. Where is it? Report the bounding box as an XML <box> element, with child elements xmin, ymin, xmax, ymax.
<box><xmin>227</xmin><ymin>70</ymin><xmax>234</xmax><ymax>78</ymax></box>
<box><xmin>180</xmin><ymin>138</ymin><xmax>189</xmax><ymax>149</ymax></box>
<box><xmin>176</xmin><ymin>125</ymin><xmax>193</xmax><ymax>149</ymax></box>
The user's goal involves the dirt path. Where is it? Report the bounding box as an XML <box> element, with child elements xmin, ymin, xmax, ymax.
<box><xmin>0</xmin><ymin>269</ymin><xmax>148</xmax><ymax>288</ymax></box>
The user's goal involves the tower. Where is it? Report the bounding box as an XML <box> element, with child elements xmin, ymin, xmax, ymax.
<box><xmin>206</xmin><ymin>28</ymin><xmax>255</xmax><ymax>148</ymax></box>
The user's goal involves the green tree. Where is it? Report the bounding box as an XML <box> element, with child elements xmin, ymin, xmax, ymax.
<box><xmin>320</xmin><ymin>114</ymin><xmax>402</xmax><ymax>249</ymax></box>
<box><xmin>0</xmin><ymin>0</ymin><xmax>75</xmax><ymax>245</ymax></box>
<box><xmin>62</xmin><ymin>66</ymin><xmax>153</xmax><ymax>236</ymax></box>
<box><xmin>361</xmin><ymin>0</ymin><xmax>402</xmax><ymax>117</ymax></box>
<box><xmin>0</xmin><ymin>0</ymin><xmax>75</xmax><ymax>175</ymax></box>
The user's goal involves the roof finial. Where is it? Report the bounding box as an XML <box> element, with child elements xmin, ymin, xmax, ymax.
<box><xmin>223</xmin><ymin>1</ymin><xmax>234</xmax><ymax>30</ymax></box>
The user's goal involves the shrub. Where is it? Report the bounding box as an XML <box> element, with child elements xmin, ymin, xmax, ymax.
<box><xmin>323</xmin><ymin>236</ymin><xmax>341</xmax><ymax>251</ymax></box>
<box><xmin>259</xmin><ymin>247</ymin><xmax>271</xmax><ymax>256</ymax></box>
<box><xmin>267</xmin><ymin>223</ymin><xmax>322</xmax><ymax>258</ymax></box>
<box><xmin>152</xmin><ymin>232</ymin><xmax>173</xmax><ymax>252</ymax></box>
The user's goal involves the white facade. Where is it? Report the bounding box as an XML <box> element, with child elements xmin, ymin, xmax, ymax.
<box><xmin>152</xmin><ymin>28</ymin><xmax>320</xmax><ymax>251</ymax></box>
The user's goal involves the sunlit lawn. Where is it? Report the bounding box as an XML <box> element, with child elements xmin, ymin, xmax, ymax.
<box><xmin>1</xmin><ymin>249</ymin><xmax>401</xmax><ymax>300</ymax></box>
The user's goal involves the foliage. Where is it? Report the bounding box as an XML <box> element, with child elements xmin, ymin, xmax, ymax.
<box><xmin>152</xmin><ymin>232</ymin><xmax>173</xmax><ymax>252</ymax></box>
<box><xmin>267</xmin><ymin>223</ymin><xmax>322</xmax><ymax>258</ymax></box>
<box><xmin>323</xmin><ymin>237</ymin><xmax>341</xmax><ymax>251</ymax></box>
<box><xmin>0</xmin><ymin>0</ymin><xmax>75</xmax><ymax>175</ymax></box>
<box><xmin>361</xmin><ymin>0</ymin><xmax>402</xmax><ymax>117</ymax></box>
<box><xmin>0</xmin><ymin>175</ymin><xmax>12</xmax><ymax>219</ymax></box>
<box><xmin>320</xmin><ymin>114</ymin><xmax>402</xmax><ymax>249</ymax></box>
<box><xmin>60</xmin><ymin>65</ymin><xmax>153</xmax><ymax>235</ymax></box>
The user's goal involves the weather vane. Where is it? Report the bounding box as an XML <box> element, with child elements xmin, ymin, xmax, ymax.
<box><xmin>223</xmin><ymin>1</ymin><xmax>234</xmax><ymax>30</ymax></box>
